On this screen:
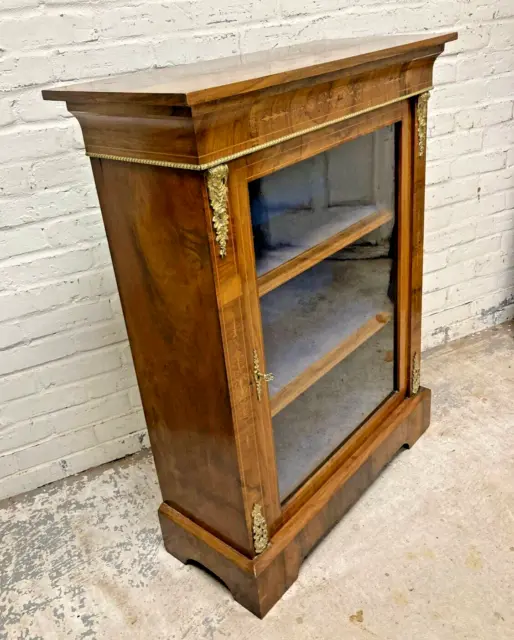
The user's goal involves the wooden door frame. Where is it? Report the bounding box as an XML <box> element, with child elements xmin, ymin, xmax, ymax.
<box><xmin>223</xmin><ymin>98</ymin><xmax>418</xmax><ymax>533</ymax></box>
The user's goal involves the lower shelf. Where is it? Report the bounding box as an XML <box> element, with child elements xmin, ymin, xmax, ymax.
<box><xmin>273</xmin><ymin>321</ymin><xmax>395</xmax><ymax>500</ymax></box>
<box><xmin>261</xmin><ymin>257</ymin><xmax>394</xmax><ymax>401</ymax></box>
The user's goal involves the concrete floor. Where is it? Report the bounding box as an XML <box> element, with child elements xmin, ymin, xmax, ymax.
<box><xmin>1</xmin><ymin>323</ymin><xmax>513</xmax><ymax>640</ymax></box>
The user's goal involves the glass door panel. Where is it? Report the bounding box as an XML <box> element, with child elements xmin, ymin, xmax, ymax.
<box><xmin>250</xmin><ymin>125</ymin><xmax>398</xmax><ymax>500</ymax></box>
<box><xmin>273</xmin><ymin>323</ymin><xmax>395</xmax><ymax>499</ymax></box>
<box><xmin>250</xmin><ymin>128</ymin><xmax>395</xmax><ymax>295</ymax></box>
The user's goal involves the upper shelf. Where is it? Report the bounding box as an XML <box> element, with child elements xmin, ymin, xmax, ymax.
<box><xmin>43</xmin><ymin>33</ymin><xmax>457</xmax><ymax>106</ymax></box>
<box><xmin>256</xmin><ymin>204</ymin><xmax>392</xmax><ymax>297</ymax></box>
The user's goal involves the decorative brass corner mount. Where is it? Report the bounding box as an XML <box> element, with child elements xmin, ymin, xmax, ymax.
<box><xmin>411</xmin><ymin>352</ymin><xmax>421</xmax><ymax>395</ymax></box>
<box><xmin>416</xmin><ymin>92</ymin><xmax>430</xmax><ymax>158</ymax></box>
<box><xmin>206</xmin><ymin>164</ymin><xmax>229</xmax><ymax>258</ymax></box>
<box><xmin>253</xmin><ymin>350</ymin><xmax>274</xmax><ymax>401</ymax></box>
<box><xmin>252</xmin><ymin>504</ymin><xmax>269</xmax><ymax>554</ymax></box>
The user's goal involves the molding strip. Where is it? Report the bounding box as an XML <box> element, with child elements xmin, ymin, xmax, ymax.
<box><xmin>86</xmin><ymin>86</ymin><xmax>433</xmax><ymax>171</ymax></box>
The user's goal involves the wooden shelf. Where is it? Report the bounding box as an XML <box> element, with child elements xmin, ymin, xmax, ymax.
<box><xmin>270</xmin><ymin>312</ymin><xmax>390</xmax><ymax>416</ymax></box>
<box><xmin>261</xmin><ymin>258</ymin><xmax>394</xmax><ymax>414</ymax></box>
<box><xmin>273</xmin><ymin>322</ymin><xmax>395</xmax><ymax>500</ymax></box>
<box><xmin>257</xmin><ymin>205</ymin><xmax>393</xmax><ymax>296</ymax></box>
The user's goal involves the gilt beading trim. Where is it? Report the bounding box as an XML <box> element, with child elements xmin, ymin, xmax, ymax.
<box><xmin>86</xmin><ymin>87</ymin><xmax>433</xmax><ymax>171</ymax></box>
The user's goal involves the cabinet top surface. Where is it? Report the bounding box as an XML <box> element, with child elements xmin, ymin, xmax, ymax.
<box><xmin>43</xmin><ymin>33</ymin><xmax>456</xmax><ymax>106</ymax></box>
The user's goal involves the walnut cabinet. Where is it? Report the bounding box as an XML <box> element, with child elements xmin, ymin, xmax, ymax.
<box><xmin>44</xmin><ymin>32</ymin><xmax>457</xmax><ymax>617</ymax></box>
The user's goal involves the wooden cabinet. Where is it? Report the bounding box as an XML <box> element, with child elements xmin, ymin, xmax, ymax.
<box><xmin>44</xmin><ymin>32</ymin><xmax>457</xmax><ymax>617</ymax></box>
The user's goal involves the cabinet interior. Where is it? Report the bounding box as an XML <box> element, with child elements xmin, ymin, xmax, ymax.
<box><xmin>250</xmin><ymin>125</ymin><xmax>398</xmax><ymax>500</ymax></box>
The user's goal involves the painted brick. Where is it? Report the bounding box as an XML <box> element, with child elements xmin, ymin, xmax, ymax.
<box><xmin>423</xmin><ymin>302</ymin><xmax>474</xmax><ymax>338</ymax></box>
<box><xmin>445</xmin><ymin>24</ymin><xmax>489</xmax><ymax>55</ymax></box>
<box><xmin>489</xmin><ymin>20</ymin><xmax>514</xmax><ymax>50</ymax></box>
<box><xmin>475</xmin><ymin>251</ymin><xmax>509</xmax><ymax>277</ymax></box>
<box><xmin>430</xmin><ymin>80</ymin><xmax>486</xmax><ymax>111</ymax></box>
<box><xmin>0</xmin><ymin>13</ymin><xmax>97</xmax><ymax>52</ymax></box>
<box><xmin>500</xmin><ymin>230</ymin><xmax>514</xmax><ymax>255</ymax></box>
<box><xmin>0</xmin><ymin>0</ymin><xmax>512</xmax><ymax>500</ymax></box>
<box><xmin>427</xmin><ymin>112</ymin><xmax>455</xmax><ymax>137</ymax></box>
<box><xmin>483</xmin><ymin>122</ymin><xmax>514</xmax><ymax>150</ymax></box>
<box><xmin>471</xmin><ymin>0</ymin><xmax>514</xmax><ymax>21</ymax></box>
<box><xmin>0</xmin><ymin>185</ymin><xmax>98</xmax><ymax>229</ymax></box>
<box><xmin>426</xmin><ymin>192</ymin><xmax>506</xmax><ymax>233</ymax></box>
<box><xmin>451</xmin><ymin>151</ymin><xmax>506</xmax><ymax>178</ymax></box>
<box><xmin>0</xmin><ymin>53</ymin><xmax>55</xmax><ymax>91</ymax></box>
<box><xmin>1</xmin><ymin>365</ymin><xmax>132</xmax><ymax>428</ymax></box>
<box><xmin>0</xmin><ymin>459</ymin><xmax>65</xmax><ymax>502</ymax></box>
<box><xmin>424</xmin><ymin>250</ymin><xmax>448</xmax><ymax>273</ymax></box>
<box><xmin>455</xmin><ymin>101</ymin><xmax>512</xmax><ymax>130</ymax></box>
<box><xmin>14</xmin><ymin>426</ymin><xmax>99</xmax><ymax>471</ymax></box>
<box><xmin>128</xmin><ymin>386</ymin><xmax>142</xmax><ymax>409</ymax></box>
<box><xmin>0</xmin><ymin>323</ymin><xmax>24</xmax><ymax>350</ymax></box>
<box><xmin>0</xmin><ymin>332</ymin><xmax>79</xmax><ymax>379</ymax></box>
<box><xmin>433</xmin><ymin>59</ymin><xmax>457</xmax><ymax>86</ymax></box>
<box><xmin>154</xmin><ymin>32</ymin><xmax>240</xmax><ymax>66</ymax></box>
<box><xmin>0</xmin><ymin>268</ymin><xmax>117</xmax><ymax>324</ymax></box>
<box><xmin>457</xmin><ymin>50</ymin><xmax>514</xmax><ymax>81</ymax></box>
<box><xmin>59</xmin><ymin>430</ymin><xmax>149</xmax><ymax>477</ymax></box>
<box><xmin>0</xmin><ymin>225</ymin><xmax>49</xmax><ymax>260</ymax></box>
<box><xmin>52</xmin><ymin>43</ymin><xmax>155</xmax><ymax>81</ymax></box>
<box><xmin>425</xmin><ymin>222</ymin><xmax>476</xmax><ymax>253</ymax></box>
<box><xmin>423</xmin><ymin>288</ymin><xmax>448</xmax><ymax>315</ymax></box>
<box><xmin>0</xmin><ymin>246</ymin><xmax>96</xmax><ymax>291</ymax></box>
<box><xmin>44</xmin><ymin>211</ymin><xmax>105</xmax><ymax>248</ymax></box>
<box><xmin>423</xmin><ymin>259</ymin><xmax>476</xmax><ymax>294</ymax></box>
<box><xmin>13</xmin><ymin>87</ymin><xmax>72</xmax><ymax>123</ymax></box>
<box><xmin>1</xmin><ymin>378</ymin><xmax>90</xmax><ymax>426</ymax></box>
<box><xmin>0</xmin><ymin>454</ymin><xmax>19</xmax><ymax>480</ymax></box>
<box><xmin>426</xmin><ymin>161</ymin><xmax>451</xmax><ymax>186</ymax></box>
<box><xmin>426</xmin><ymin>130</ymin><xmax>483</xmax><ymax>162</ymax></box>
<box><xmin>0</xmin><ymin>124</ymin><xmax>78</xmax><ymax>164</ymax></box>
<box><xmin>0</xmin><ymin>370</ymin><xmax>38</xmax><ymax>404</ymax></box>
<box><xmin>447</xmin><ymin>268</ymin><xmax>514</xmax><ymax>307</ymax></box>
<box><xmin>19</xmin><ymin>298</ymin><xmax>114</xmax><ymax>344</ymax></box>
<box><xmin>479</xmin><ymin>167</ymin><xmax>514</xmax><ymax>196</ymax></box>
<box><xmin>0</xmin><ymin>419</ymin><xmax>54</xmax><ymax>456</ymax></box>
<box><xmin>0</xmin><ymin>162</ymin><xmax>32</xmax><ymax>197</ymax></box>
<box><xmin>51</xmin><ymin>391</ymin><xmax>132</xmax><ymax>435</ymax></box>
<box><xmin>486</xmin><ymin>73</ymin><xmax>514</xmax><ymax>101</ymax></box>
<box><xmin>0</xmin><ymin>0</ymin><xmax>39</xmax><ymax>9</ymax></box>
<box><xmin>425</xmin><ymin>176</ymin><xmax>479</xmax><ymax>209</ymax></box>
<box><xmin>447</xmin><ymin>235</ymin><xmax>502</xmax><ymax>265</ymax></box>
<box><xmin>475</xmin><ymin>288</ymin><xmax>514</xmax><ymax>320</ymax></box>
<box><xmin>96</xmin><ymin>5</ymin><xmax>193</xmax><ymax>39</ymax></box>
<box><xmin>476</xmin><ymin>210</ymin><xmax>514</xmax><ymax>238</ymax></box>
<box><xmin>0</xmin><ymin>99</ymin><xmax>15</xmax><ymax>127</ymax></box>
<box><xmin>93</xmin><ymin>410</ymin><xmax>145</xmax><ymax>444</ymax></box>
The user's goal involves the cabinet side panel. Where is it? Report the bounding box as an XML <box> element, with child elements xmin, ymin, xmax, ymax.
<box><xmin>90</xmin><ymin>159</ymin><xmax>252</xmax><ymax>553</ymax></box>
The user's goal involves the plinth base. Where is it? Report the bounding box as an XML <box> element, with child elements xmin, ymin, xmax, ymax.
<box><xmin>159</xmin><ymin>388</ymin><xmax>431</xmax><ymax>618</ymax></box>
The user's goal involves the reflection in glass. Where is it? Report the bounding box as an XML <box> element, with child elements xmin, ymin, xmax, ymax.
<box><xmin>273</xmin><ymin>323</ymin><xmax>395</xmax><ymax>499</ymax></box>
<box><xmin>250</xmin><ymin>127</ymin><xmax>395</xmax><ymax>277</ymax></box>
<box><xmin>250</xmin><ymin>125</ymin><xmax>398</xmax><ymax>500</ymax></box>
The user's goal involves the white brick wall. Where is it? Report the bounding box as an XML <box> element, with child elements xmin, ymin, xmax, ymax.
<box><xmin>0</xmin><ymin>0</ymin><xmax>513</xmax><ymax>500</ymax></box>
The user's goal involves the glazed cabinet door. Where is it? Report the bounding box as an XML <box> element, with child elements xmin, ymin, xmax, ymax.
<box><xmin>228</xmin><ymin>102</ymin><xmax>413</xmax><ymax>510</ymax></box>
